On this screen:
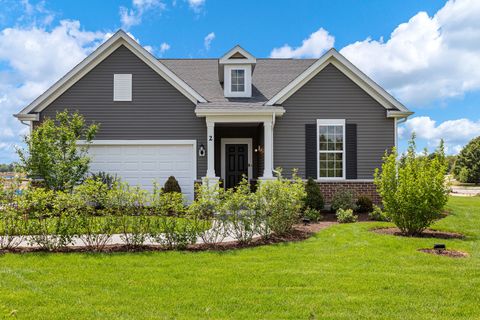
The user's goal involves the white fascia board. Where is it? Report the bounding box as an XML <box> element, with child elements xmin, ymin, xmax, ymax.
<box><xmin>195</xmin><ymin>107</ymin><xmax>285</xmax><ymax>117</ymax></box>
<box><xmin>386</xmin><ymin>110</ymin><xmax>414</xmax><ymax>118</ymax></box>
<box><xmin>14</xmin><ymin>113</ymin><xmax>40</xmax><ymax>121</ymax></box>
<box><xmin>17</xmin><ymin>30</ymin><xmax>206</xmax><ymax>117</ymax></box>
<box><xmin>219</xmin><ymin>45</ymin><xmax>256</xmax><ymax>64</ymax></box>
<box><xmin>266</xmin><ymin>48</ymin><xmax>411</xmax><ymax>114</ymax></box>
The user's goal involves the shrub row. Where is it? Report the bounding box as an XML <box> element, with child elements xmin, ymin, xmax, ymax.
<box><xmin>0</xmin><ymin>172</ymin><xmax>305</xmax><ymax>251</ymax></box>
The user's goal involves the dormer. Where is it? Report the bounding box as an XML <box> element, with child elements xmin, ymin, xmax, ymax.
<box><xmin>219</xmin><ymin>45</ymin><xmax>256</xmax><ymax>98</ymax></box>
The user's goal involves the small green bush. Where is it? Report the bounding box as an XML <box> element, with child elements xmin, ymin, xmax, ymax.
<box><xmin>374</xmin><ymin>136</ymin><xmax>449</xmax><ymax>235</ymax></box>
<box><xmin>356</xmin><ymin>195</ymin><xmax>373</xmax><ymax>213</ymax></box>
<box><xmin>303</xmin><ymin>207</ymin><xmax>322</xmax><ymax>222</ymax></box>
<box><xmin>255</xmin><ymin>169</ymin><xmax>306</xmax><ymax>237</ymax></box>
<box><xmin>331</xmin><ymin>189</ymin><xmax>356</xmax><ymax>212</ymax></box>
<box><xmin>90</xmin><ymin>171</ymin><xmax>118</xmax><ymax>189</ymax></box>
<box><xmin>304</xmin><ymin>178</ymin><xmax>324</xmax><ymax>211</ymax></box>
<box><xmin>163</xmin><ymin>176</ymin><xmax>182</xmax><ymax>193</ymax></box>
<box><xmin>368</xmin><ymin>205</ymin><xmax>389</xmax><ymax>221</ymax></box>
<box><xmin>336</xmin><ymin>208</ymin><xmax>357</xmax><ymax>223</ymax></box>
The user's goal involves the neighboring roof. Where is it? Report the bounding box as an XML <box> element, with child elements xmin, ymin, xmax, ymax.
<box><xmin>15</xmin><ymin>30</ymin><xmax>207</xmax><ymax>119</ymax></box>
<box><xmin>266</xmin><ymin>48</ymin><xmax>412</xmax><ymax>114</ymax></box>
<box><xmin>159</xmin><ymin>58</ymin><xmax>316</xmax><ymax>103</ymax></box>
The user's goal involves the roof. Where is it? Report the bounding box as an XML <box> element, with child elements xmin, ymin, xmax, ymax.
<box><xmin>159</xmin><ymin>58</ymin><xmax>316</xmax><ymax>104</ymax></box>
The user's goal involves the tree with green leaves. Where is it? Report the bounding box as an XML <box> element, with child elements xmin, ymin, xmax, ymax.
<box><xmin>453</xmin><ymin>136</ymin><xmax>480</xmax><ymax>184</ymax></box>
<box><xmin>17</xmin><ymin>110</ymin><xmax>99</xmax><ymax>192</ymax></box>
<box><xmin>374</xmin><ymin>135</ymin><xmax>449</xmax><ymax>236</ymax></box>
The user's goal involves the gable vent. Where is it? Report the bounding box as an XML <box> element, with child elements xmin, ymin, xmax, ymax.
<box><xmin>113</xmin><ymin>74</ymin><xmax>132</xmax><ymax>101</ymax></box>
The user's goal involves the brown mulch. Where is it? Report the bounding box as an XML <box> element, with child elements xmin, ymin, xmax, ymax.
<box><xmin>0</xmin><ymin>222</ymin><xmax>335</xmax><ymax>254</ymax></box>
<box><xmin>418</xmin><ymin>248</ymin><xmax>469</xmax><ymax>258</ymax></box>
<box><xmin>372</xmin><ymin>227</ymin><xmax>465</xmax><ymax>239</ymax></box>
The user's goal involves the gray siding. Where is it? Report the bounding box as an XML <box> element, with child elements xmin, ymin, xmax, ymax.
<box><xmin>40</xmin><ymin>45</ymin><xmax>207</xmax><ymax>178</ymax></box>
<box><xmin>275</xmin><ymin>64</ymin><xmax>394</xmax><ymax>179</ymax></box>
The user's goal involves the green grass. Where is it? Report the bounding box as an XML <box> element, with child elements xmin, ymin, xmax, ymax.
<box><xmin>1</xmin><ymin>196</ymin><xmax>479</xmax><ymax>319</ymax></box>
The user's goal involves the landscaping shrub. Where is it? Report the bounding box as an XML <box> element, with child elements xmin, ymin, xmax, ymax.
<box><xmin>75</xmin><ymin>178</ymin><xmax>110</xmax><ymax>211</ymax></box>
<box><xmin>90</xmin><ymin>171</ymin><xmax>118</xmax><ymax>189</ymax></box>
<box><xmin>20</xmin><ymin>188</ymin><xmax>76</xmax><ymax>250</ymax></box>
<box><xmin>331</xmin><ymin>189</ymin><xmax>357</xmax><ymax>212</ymax></box>
<box><xmin>374</xmin><ymin>136</ymin><xmax>449</xmax><ymax>235</ymax></box>
<box><xmin>336</xmin><ymin>208</ymin><xmax>357</xmax><ymax>223</ymax></box>
<box><xmin>16</xmin><ymin>110</ymin><xmax>99</xmax><ymax>192</ymax></box>
<box><xmin>106</xmin><ymin>183</ymin><xmax>150</xmax><ymax>247</ymax></box>
<box><xmin>189</xmin><ymin>181</ymin><xmax>227</xmax><ymax>245</ymax></box>
<box><xmin>163</xmin><ymin>176</ymin><xmax>182</xmax><ymax>193</ymax></box>
<box><xmin>151</xmin><ymin>183</ymin><xmax>186</xmax><ymax>216</ymax></box>
<box><xmin>255</xmin><ymin>169</ymin><xmax>306</xmax><ymax>237</ymax></box>
<box><xmin>304</xmin><ymin>178</ymin><xmax>324</xmax><ymax>211</ymax></box>
<box><xmin>222</xmin><ymin>179</ymin><xmax>257</xmax><ymax>244</ymax></box>
<box><xmin>303</xmin><ymin>207</ymin><xmax>322</xmax><ymax>223</ymax></box>
<box><xmin>356</xmin><ymin>195</ymin><xmax>373</xmax><ymax>213</ymax></box>
<box><xmin>368</xmin><ymin>205</ymin><xmax>389</xmax><ymax>222</ymax></box>
<box><xmin>150</xmin><ymin>215</ymin><xmax>198</xmax><ymax>249</ymax></box>
<box><xmin>0</xmin><ymin>207</ymin><xmax>26</xmax><ymax>250</ymax></box>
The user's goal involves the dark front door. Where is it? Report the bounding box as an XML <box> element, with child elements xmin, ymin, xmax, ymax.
<box><xmin>225</xmin><ymin>144</ymin><xmax>248</xmax><ymax>188</ymax></box>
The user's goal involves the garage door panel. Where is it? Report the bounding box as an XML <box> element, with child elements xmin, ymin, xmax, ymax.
<box><xmin>87</xmin><ymin>142</ymin><xmax>195</xmax><ymax>201</ymax></box>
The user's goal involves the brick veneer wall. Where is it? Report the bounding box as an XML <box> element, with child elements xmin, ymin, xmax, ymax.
<box><xmin>318</xmin><ymin>181</ymin><xmax>381</xmax><ymax>205</ymax></box>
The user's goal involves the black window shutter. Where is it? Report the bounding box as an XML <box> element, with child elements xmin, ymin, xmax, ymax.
<box><xmin>346</xmin><ymin>123</ymin><xmax>357</xmax><ymax>179</ymax></box>
<box><xmin>305</xmin><ymin>124</ymin><xmax>317</xmax><ymax>179</ymax></box>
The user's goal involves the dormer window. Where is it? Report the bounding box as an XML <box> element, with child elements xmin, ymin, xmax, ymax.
<box><xmin>231</xmin><ymin>69</ymin><xmax>245</xmax><ymax>92</ymax></box>
<box><xmin>219</xmin><ymin>45</ymin><xmax>256</xmax><ymax>98</ymax></box>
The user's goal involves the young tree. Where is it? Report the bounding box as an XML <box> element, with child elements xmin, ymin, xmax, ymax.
<box><xmin>374</xmin><ymin>135</ymin><xmax>449</xmax><ymax>236</ymax></box>
<box><xmin>17</xmin><ymin>110</ymin><xmax>98</xmax><ymax>191</ymax></box>
<box><xmin>453</xmin><ymin>136</ymin><xmax>480</xmax><ymax>184</ymax></box>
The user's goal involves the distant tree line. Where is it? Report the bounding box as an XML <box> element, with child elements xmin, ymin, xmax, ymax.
<box><xmin>0</xmin><ymin>163</ymin><xmax>15</xmax><ymax>172</ymax></box>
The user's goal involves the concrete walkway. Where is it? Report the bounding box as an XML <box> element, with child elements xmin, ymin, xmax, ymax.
<box><xmin>450</xmin><ymin>186</ymin><xmax>480</xmax><ymax>197</ymax></box>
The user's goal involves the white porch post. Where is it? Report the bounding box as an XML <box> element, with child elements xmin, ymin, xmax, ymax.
<box><xmin>263</xmin><ymin>120</ymin><xmax>274</xmax><ymax>178</ymax></box>
<box><xmin>206</xmin><ymin>120</ymin><xmax>216</xmax><ymax>178</ymax></box>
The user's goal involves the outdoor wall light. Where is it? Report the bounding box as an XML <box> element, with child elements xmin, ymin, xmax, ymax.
<box><xmin>255</xmin><ymin>145</ymin><xmax>264</xmax><ymax>153</ymax></box>
<box><xmin>199</xmin><ymin>144</ymin><xmax>206</xmax><ymax>157</ymax></box>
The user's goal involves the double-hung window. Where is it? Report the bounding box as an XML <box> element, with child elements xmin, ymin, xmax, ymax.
<box><xmin>317</xmin><ymin>119</ymin><xmax>345</xmax><ymax>179</ymax></box>
<box><xmin>230</xmin><ymin>69</ymin><xmax>245</xmax><ymax>92</ymax></box>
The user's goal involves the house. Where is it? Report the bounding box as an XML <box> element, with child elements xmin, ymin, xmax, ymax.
<box><xmin>14</xmin><ymin>30</ymin><xmax>412</xmax><ymax>202</ymax></box>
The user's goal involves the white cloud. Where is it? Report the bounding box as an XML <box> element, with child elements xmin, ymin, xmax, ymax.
<box><xmin>203</xmin><ymin>32</ymin><xmax>215</xmax><ymax>50</ymax></box>
<box><xmin>187</xmin><ymin>0</ymin><xmax>205</xmax><ymax>13</ymax></box>
<box><xmin>119</xmin><ymin>0</ymin><xmax>166</xmax><ymax>30</ymax></box>
<box><xmin>0</xmin><ymin>20</ymin><xmax>107</xmax><ymax>163</ymax></box>
<box><xmin>159</xmin><ymin>42</ymin><xmax>170</xmax><ymax>55</ymax></box>
<box><xmin>340</xmin><ymin>0</ymin><xmax>480</xmax><ymax>106</ymax></box>
<box><xmin>399</xmin><ymin>116</ymin><xmax>480</xmax><ymax>154</ymax></box>
<box><xmin>270</xmin><ymin>28</ymin><xmax>334</xmax><ymax>58</ymax></box>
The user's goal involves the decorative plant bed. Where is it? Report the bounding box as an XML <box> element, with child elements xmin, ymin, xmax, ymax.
<box><xmin>0</xmin><ymin>222</ymin><xmax>334</xmax><ymax>254</ymax></box>
<box><xmin>418</xmin><ymin>248</ymin><xmax>469</xmax><ymax>258</ymax></box>
<box><xmin>371</xmin><ymin>227</ymin><xmax>465</xmax><ymax>239</ymax></box>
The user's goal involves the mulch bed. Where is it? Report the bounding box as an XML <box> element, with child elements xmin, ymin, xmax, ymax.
<box><xmin>418</xmin><ymin>248</ymin><xmax>469</xmax><ymax>258</ymax></box>
<box><xmin>372</xmin><ymin>227</ymin><xmax>465</xmax><ymax>239</ymax></box>
<box><xmin>0</xmin><ymin>222</ymin><xmax>334</xmax><ymax>254</ymax></box>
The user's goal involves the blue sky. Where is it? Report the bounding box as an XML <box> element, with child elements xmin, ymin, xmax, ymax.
<box><xmin>0</xmin><ymin>0</ymin><xmax>479</xmax><ymax>162</ymax></box>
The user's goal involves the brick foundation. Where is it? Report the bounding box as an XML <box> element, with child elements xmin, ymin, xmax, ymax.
<box><xmin>317</xmin><ymin>181</ymin><xmax>381</xmax><ymax>205</ymax></box>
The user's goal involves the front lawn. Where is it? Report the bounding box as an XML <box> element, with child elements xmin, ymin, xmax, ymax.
<box><xmin>1</xmin><ymin>196</ymin><xmax>479</xmax><ymax>319</ymax></box>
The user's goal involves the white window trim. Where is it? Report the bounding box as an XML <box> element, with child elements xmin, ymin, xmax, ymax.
<box><xmin>316</xmin><ymin>119</ymin><xmax>346</xmax><ymax>180</ymax></box>
<box><xmin>224</xmin><ymin>64</ymin><xmax>252</xmax><ymax>98</ymax></box>
<box><xmin>220</xmin><ymin>138</ymin><xmax>253</xmax><ymax>182</ymax></box>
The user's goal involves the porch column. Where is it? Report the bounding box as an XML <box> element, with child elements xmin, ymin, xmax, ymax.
<box><xmin>263</xmin><ymin>120</ymin><xmax>274</xmax><ymax>178</ymax></box>
<box><xmin>206</xmin><ymin>120</ymin><xmax>216</xmax><ymax>178</ymax></box>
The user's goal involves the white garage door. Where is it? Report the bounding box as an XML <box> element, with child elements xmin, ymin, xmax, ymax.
<box><xmin>86</xmin><ymin>140</ymin><xmax>196</xmax><ymax>200</ymax></box>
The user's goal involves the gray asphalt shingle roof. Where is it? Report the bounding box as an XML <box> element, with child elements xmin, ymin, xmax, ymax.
<box><xmin>158</xmin><ymin>58</ymin><xmax>316</xmax><ymax>104</ymax></box>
